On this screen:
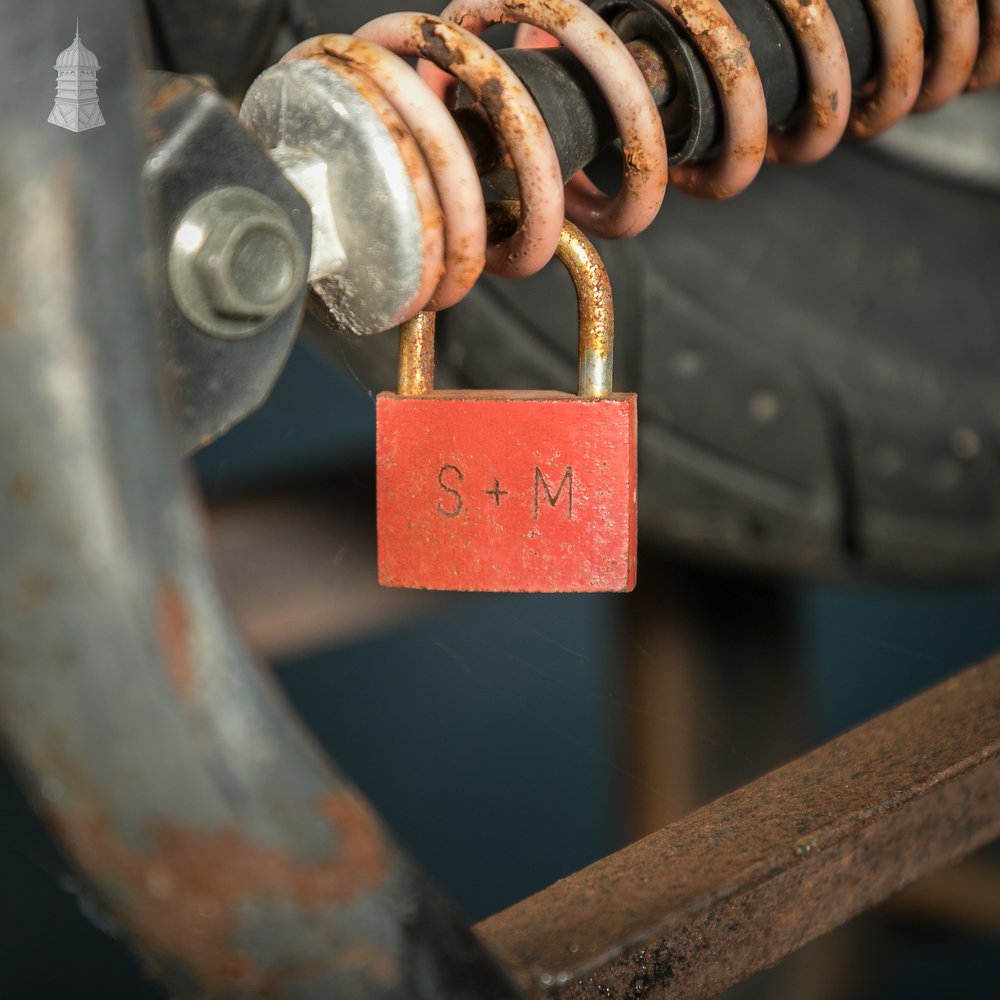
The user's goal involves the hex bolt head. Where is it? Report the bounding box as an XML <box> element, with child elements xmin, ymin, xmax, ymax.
<box><xmin>169</xmin><ymin>186</ymin><xmax>307</xmax><ymax>340</ymax></box>
<box><xmin>195</xmin><ymin>215</ymin><xmax>299</xmax><ymax>320</ymax></box>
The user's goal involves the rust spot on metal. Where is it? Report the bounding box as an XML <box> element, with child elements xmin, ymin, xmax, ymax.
<box><xmin>146</xmin><ymin>75</ymin><xmax>198</xmax><ymax>117</ymax></box>
<box><xmin>418</xmin><ymin>18</ymin><xmax>465</xmax><ymax>69</ymax></box>
<box><xmin>733</xmin><ymin>139</ymin><xmax>768</xmax><ymax>160</ymax></box>
<box><xmin>451</xmin><ymin>104</ymin><xmax>506</xmax><ymax>175</ymax></box>
<box><xmin>454</xmin><ymin>0</ymin><xmax>571</xmax><ymax>33</ymax></box>
<box><xmin>627</xmin><ymin>38</ymin><xmax>671</xmax><ymax>104</ymax></box>
<box><xmin>157</xmin><ymin>581</ymin><xmax>196</xmax><ymax>702</ymax></box>
<box><xmin>477</xmin><ymin>76</ymin><xmax>507</xmax><ymax>125</ymax></box>
<box><xmin>47</xmin><ymin>791</ymin><xmax>388</xmax><ymax>991</ymax></box>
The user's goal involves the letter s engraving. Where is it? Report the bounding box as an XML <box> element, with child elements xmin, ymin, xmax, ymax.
<box><xmin>437</xmin><ymin>464</ymin><xmax>464</xmax><ymax>518</ymax></box>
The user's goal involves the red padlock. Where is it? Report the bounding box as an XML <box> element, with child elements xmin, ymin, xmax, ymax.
<box><xmin>376</xmin><ymin>214</ymin><xmax>637</xmax><ymax>592</ymax></box>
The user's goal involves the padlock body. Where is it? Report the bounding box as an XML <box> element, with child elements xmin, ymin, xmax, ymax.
<box><xmin>376</xmin><ymin>390</ymin><xmax>637</xmax><ymax>592</ymax></box>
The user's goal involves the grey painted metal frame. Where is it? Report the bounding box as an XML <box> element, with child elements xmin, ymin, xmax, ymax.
<box><xmin>0</xmin><ymin>4</ymin><xmax>519</xmax><ymax>997</ymax></box>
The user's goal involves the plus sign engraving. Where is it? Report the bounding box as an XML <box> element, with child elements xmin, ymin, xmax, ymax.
<box><xmin>48</xmin><ymin>20</ymin><xmax>105</xmax><ymax>132</ymax></box>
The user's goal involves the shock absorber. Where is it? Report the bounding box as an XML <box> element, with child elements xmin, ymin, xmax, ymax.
<box><xmin>240</xmin><ymin>0</ymin><xmax>1000</xmax><ymax>336</ymax></box>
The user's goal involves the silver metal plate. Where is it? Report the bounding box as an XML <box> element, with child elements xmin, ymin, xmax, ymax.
<box><xmin>241</xmin><ymin>59</ymin><xmax>426</xmax><ymax>336</ymax></box>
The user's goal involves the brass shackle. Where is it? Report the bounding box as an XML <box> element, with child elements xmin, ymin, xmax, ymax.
<box><xmin>397</xmin><ymin>201</ymin><xmax>615</xmax><ymax>398</ymax></box>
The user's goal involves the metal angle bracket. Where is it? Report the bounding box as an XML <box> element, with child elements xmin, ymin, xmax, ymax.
<box><xmin>143</xmin><ymin>72</ymin><xmax>313</xmax><ymax>453</ymax></box>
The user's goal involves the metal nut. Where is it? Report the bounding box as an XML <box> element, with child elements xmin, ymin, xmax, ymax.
<box><xmin>169</xmin><ymin>186</ymin><xmax>307</xmax><ymax>340</ymax></box>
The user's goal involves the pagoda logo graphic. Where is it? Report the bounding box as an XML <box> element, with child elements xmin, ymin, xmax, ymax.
<box><xmin>48</xmin><ymin>20</ymin><xmax>105</xmax><ymax>132</ymax></box>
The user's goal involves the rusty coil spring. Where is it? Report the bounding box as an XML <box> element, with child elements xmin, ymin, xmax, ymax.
<box><xmin>283</xmin><ymin>0</ymin><xmax>1000</xmax><ymax>320</ymax></box>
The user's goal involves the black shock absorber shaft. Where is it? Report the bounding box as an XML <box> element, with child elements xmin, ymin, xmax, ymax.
<box><xmin>466</xmin><ymin>0</ymin><xmax>932</xmax><ymax>183</ymax></box>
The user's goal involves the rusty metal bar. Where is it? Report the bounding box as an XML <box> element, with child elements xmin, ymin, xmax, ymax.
<box><xmin>476</xmin><ymin>657</ymin><xmax>1000</xmax><ymax>999</ymax></box>
<box><xmin>0</xmin><ymin>4</ymin><xmax>519</xmax><ymax>997</ymax></box>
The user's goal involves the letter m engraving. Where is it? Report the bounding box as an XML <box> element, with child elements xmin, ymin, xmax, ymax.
<box><xmin>534</xmin><ymin>466</ymin><xmax>573</xmax><ymax>520</ymax></box>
